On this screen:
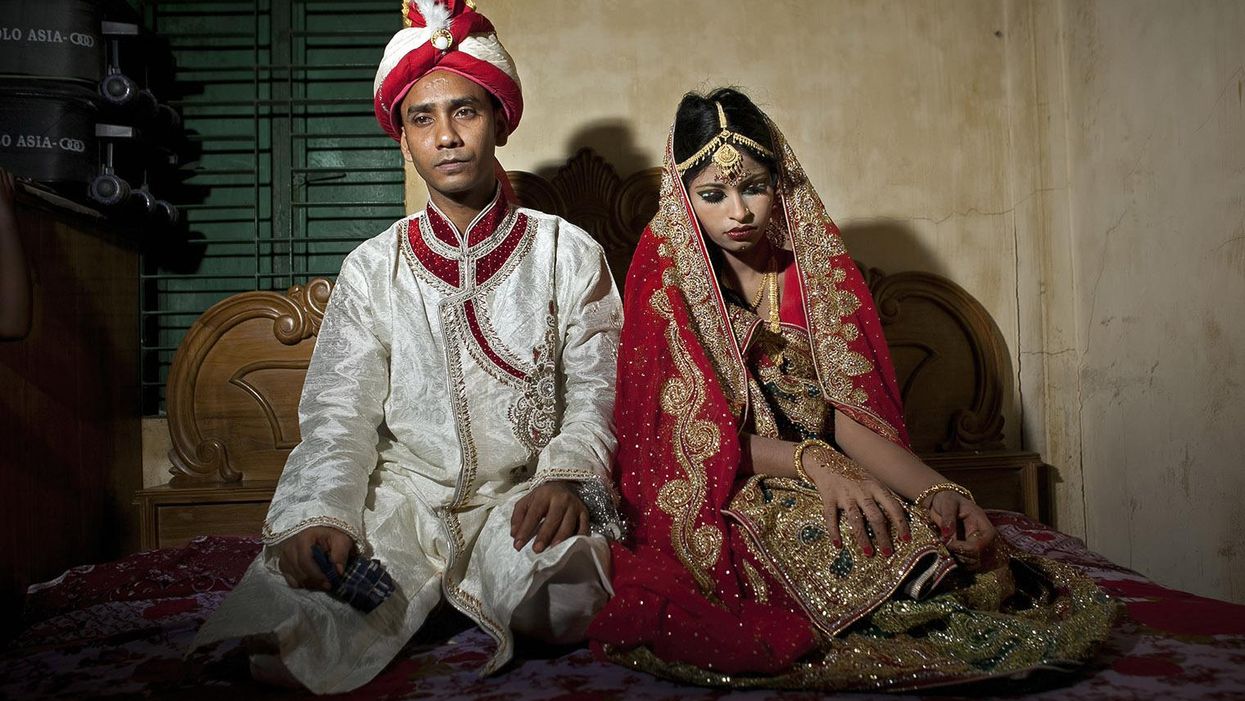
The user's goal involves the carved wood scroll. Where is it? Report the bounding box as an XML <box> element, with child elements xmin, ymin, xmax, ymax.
<box><xmin>166</xmin><ymin>278</ymin><xmax>332</xmax><ymax>484</ymax></box>
<box><xmin>866</xmin><ymin>268</ymin><xmax>1010</xmax><ymax>452</ymax></box>
<box><xmin>509</xmin><ymin>148</ymin><xmax>661</xmax><ymax>290</ymax></box>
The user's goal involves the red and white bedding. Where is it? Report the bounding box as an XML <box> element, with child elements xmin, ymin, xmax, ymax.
<box><xmin>3</xmin><ymin>512</ymin><xmax>1244</xmax><ymax>700</ymax></box>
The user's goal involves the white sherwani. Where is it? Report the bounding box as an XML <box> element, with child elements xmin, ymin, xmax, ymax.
<box><xmin>193</xmin><ymin>190</ymin><xmax>622</xmax><ymax>694</ymax></box>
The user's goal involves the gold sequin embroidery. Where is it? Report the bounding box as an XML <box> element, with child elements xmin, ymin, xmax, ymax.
<box><xmin>741</xmin><ymin>559</ymin><xmax>770</xmax><ymax>604</ymax></box>
<box><xmin>725</xmin><ymin>475</ymin><xmax>954</xmax><ymax>637</ymax></box>
<box><xmin>651</xmin><ymin>289</ymin><xmax>724</xmax><ymax>595</ymax></box>
<box><xmin>765</xmin><ymin>124</ymin><xmax>891</xmax><ymax>429</ymax></box>
<box><xmin>652</xmin><ymin>134</ymin><xmax>748</xmax><ymax>416</ymax></box>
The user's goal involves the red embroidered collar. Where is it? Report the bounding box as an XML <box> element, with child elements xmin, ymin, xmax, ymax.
<box><xmin>424</xmin><ymin>186</ymin><xmax>512</xmax><ymax>250</ymax></box>
<box><xmin>404</xmin><ymin>183</ymin><xmax>532</xmax><ymax>290</ymax></box>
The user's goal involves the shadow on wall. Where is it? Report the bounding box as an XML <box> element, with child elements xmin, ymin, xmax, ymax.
<box><xmin>536</xmin><ymin>118</ymin><xmax>654</xmax><ymax>181</ymax></box>
<box><xmin>838</xmin><ymin>219</ymin><xmax>950</xmax><ymax>280</ymax></box>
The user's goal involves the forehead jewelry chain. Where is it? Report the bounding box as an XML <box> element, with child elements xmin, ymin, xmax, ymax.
<box><xmin>712</xmin><ymin>104</ymin><xmax>747</xmax><ymax>186</ymax></box>
<box><xmin>676</xmin><ymin>101</ymin><xmax>776</xmax><ymax>182</ymax></box>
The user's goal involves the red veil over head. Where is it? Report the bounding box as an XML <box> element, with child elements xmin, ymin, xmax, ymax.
<box><xmin>588</xmin><ymin>118</ymin><xmax>912</xmax><ymax>672</ymax></box>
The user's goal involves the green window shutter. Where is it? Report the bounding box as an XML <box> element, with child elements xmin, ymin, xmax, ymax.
<box><xmin>141</xmin><ymin>0</ymin><xmax>404</xmax><ymax>414</ymax></box>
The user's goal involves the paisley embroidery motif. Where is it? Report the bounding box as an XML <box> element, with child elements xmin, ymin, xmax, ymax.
<box><xmin>651</xmin><ymin>290</ymin><xmax>723</xmax><ymax>594</ymax></box>
<box><xmin>509</xmin><ymin>305</ymin><xmax>560</xmax><ymax>456</ymax></box>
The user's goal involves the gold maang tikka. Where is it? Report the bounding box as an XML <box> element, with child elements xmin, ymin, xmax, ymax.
<box><xmin>676</xmin><ymin>101</ymin><xmax>776</xmax><ymax>185</ymax></box>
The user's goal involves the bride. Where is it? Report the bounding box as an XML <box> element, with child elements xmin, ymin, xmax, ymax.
<box><xmin>588</xmin><ymin>87</ymin><xmax>1115</xmax><ymax>691</ymax></box>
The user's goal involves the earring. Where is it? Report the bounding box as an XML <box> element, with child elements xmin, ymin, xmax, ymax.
<box><xmin>765</xmin><ymin>208</ymin><xmax>787</xmax><ymax>248</ymax></box>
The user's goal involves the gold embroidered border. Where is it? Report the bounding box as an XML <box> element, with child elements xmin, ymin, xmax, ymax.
<box><xmin>465</xmin><ymin>207</ymin><xmax>521</xmax><ymax>261</ymax></box>
<box><xmin>741</xmin><ymin>558</ymin><xmax>770</xmax><ymax>605</ymax></box>
<box><xmin>473</xmin><ymin>297</ymin><xmax>534</xmax><ymax>373</ymax></box>
<box><xmin>436</xmin><ymin>506</ymin><xmax>512</xmax><ymax>674</ymax></box>
<box><xmin>439</xmin><ymin>303</ymin><xmax>481</xmax><ymax>511</ymax></box>
<box><xmin>531</xmin><ymin>466</ymin><xmax>599</xmax><ymax>485</ymax></box>
<box><xmin>471</xmin><ymin>213</ymin><xmax>537</xmax><ymax>297</ymax></box>
<box><xmin>604</xmin><ymin>546</ymin><xmax>1118</xmax><ymax>692</ymax></box>
<box><xmin>650</xmin><ymin>289</ymin><xmax>724</xmax><ymax>596</ymax></box>
<box><xmin>261</xmin><ymin>515</ymin><xmax>364</xmax><ymax>549</ymax></box>
<box><xmin>461</xmin><ymin>299</ymin><xmax>530</xmax><ymax>390</ymax></box>
<box><xmin>769</xmin><ymin>126</ymin><xmax>876</xmax><ymax>413</ymax></box>
<box><xmin>725</xmin><ymin>475</ymin><xmax>952</xmax><ymax>638</ymax></box>
<box><xmin>652</xmin><ymin>134</ymin><xmax>748</xmax><ymax>414</ymax></box>
<box><xmin>422</xmin><ymin>195</ymin><xmax>519</xmax><ymax>261</ymax></box>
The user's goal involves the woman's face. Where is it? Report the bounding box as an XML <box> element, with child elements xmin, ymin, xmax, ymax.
<box><xmin>686</xmin><ymin>148</ymin><xmax>775</xmax><ymax>258</ymax></box>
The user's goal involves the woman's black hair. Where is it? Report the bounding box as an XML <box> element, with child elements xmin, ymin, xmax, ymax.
<box><xmin>673</xmin><ymin>87</ymin><xmax>777</xmax><ymax>185</ymax></box>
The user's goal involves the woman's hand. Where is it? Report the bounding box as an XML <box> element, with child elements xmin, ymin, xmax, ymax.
<box><xmin>804</xmin><ymin>450</ymin><xmax>910</xmax><ymax>557</ymax></box>
<box><xmin>925</xmin><ymin>491</ymin><xmax>997</xmax><ymax>570</ymax></box>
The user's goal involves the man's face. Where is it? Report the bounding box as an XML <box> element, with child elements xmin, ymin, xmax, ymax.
<box><xmin>399</xmin><ymin>70</ymin><xmax>507</xmax><ymax>204</ymax></box>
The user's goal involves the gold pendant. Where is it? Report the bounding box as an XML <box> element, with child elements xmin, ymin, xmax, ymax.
<box><xmin>713</xmin><ymin>143</ymin><xmax>746</xmax><ymax>186</ymax></box>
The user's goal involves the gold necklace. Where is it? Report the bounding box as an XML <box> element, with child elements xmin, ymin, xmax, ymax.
<box><xmin>766</xmin><ymin>266</ymin><xmax>780</xmax><ymax>333</ymax></box>
<box><xmin>740</xmin><ymin>255</ymin><xmax>781</xmax><ymax>332</ymax></box>
<box><xmin>746</xmin><ymin>274</ymin><xmax>766</xmax><ymax>309</ymax></box>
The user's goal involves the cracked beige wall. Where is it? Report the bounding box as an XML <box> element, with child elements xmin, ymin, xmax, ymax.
<box><xmin>1053</xmin><ymin>0</ymin><xmax>1245</xmax><ymax>602</ymax></box>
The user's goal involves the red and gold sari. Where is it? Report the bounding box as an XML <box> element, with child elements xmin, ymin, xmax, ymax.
<box><xmin>587</xmin><ymin>121</ymin><xmax>1115</xmax><ymax>691</ymax></box>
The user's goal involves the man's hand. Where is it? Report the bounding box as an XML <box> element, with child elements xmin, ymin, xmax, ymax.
<box><xmin>510</xmin><ymin>480</ymin><xmax>590</xmax><ymax>553</ymax></box>
<box><xmin>274</xmin><ymin>526</ymin><xmax>354</xmax><ymax>590</ymax></box>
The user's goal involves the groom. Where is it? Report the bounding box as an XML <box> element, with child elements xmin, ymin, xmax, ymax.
<box><xmin>194</xmin><ymin>0</ymin><xmax>622</xmax><ymax>692</ymax></box>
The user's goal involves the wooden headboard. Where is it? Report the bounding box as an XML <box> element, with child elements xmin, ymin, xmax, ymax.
<box><xmin>136</xmin><ymin>149</ymin><xmax>1045</xmax><ymax>549</ymax></box>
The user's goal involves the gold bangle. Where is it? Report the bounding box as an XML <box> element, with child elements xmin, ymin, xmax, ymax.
<box><xmin>792</xmin><ymin>439</ymin><xmax>832</xmax><ymax>484</ymax></box>
<box><xmin>912</xmin><ymin>482</ymin><xmax>974</xmax><ymax>509</ymax></box>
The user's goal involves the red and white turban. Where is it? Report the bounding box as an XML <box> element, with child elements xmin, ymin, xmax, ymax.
<box><xmin>373</xmin><ymin>0</ymin><xmax>523</xmax><ymax>142</ymax></box>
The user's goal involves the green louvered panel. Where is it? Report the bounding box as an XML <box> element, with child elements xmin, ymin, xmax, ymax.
<box><xmin>140</xmin><ymin>0</ymin><xmax>403</xmax><ymax>414</ymax></box>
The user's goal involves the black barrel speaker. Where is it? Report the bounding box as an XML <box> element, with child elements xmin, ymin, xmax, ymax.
<box><xmin>0</xmin><ymin>82</ymin><xmax>97</xmax><ymax>183</ymax></box>
<box><xmin>0</xmin><ymin>0</ymin><xmax>104</xmax><ymax>85</ymax></box>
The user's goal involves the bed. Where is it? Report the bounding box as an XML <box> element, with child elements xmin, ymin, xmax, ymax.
<box><xmin>4</xmin><ymin>150</ymin><xmax>1244</xmax><ymax>699</ymax></box>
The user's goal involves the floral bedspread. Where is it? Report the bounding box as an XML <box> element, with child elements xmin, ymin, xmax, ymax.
<box><xmin>3</xmin><ymin>512</ymin><xmax>1244</xmax><ymax>700</ymax></box>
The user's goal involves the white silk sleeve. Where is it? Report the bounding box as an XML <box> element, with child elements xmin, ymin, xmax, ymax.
<box><xmin>532</xmin><ymin>232</ymin><xmax>624</xmax><ymax>538</ymax></box>
<box><xmin>261</xmin><ymin>253</ymin><xmax>391</xmax><ymax>549</ymax></box>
